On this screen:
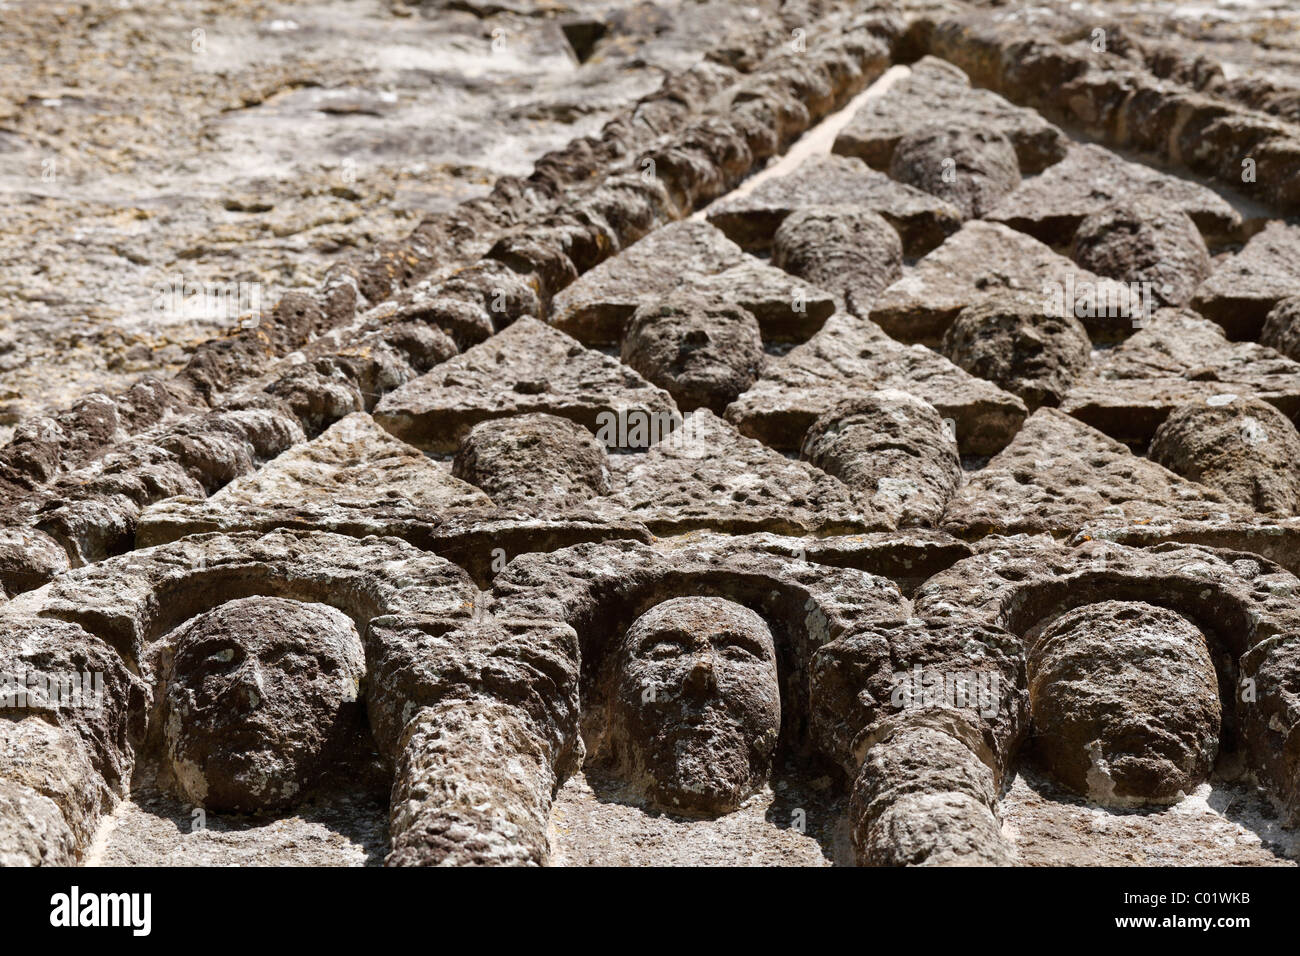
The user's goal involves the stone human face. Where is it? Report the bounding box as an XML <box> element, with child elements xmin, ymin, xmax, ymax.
<box><xmin>162</xmin><ymin>596</ymin><xmax>364</xmax><ymax>812</ymax></box>
<box><xmin>609</xmin><ymin>597</ymin><xmax>781</xmax><ymax>815</ymax></box>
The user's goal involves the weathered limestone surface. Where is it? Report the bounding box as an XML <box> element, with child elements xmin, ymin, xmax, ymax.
<box><xmin>942</xmin><ymin>407</ymin><xmax>1244</xmax><ymax>538</ymax></box>
<box><xmin>1149</xmin><ymin>397</ymin><xmax>1300</xmax><ymax>516</ymax></box>
<box><xmin>372</xmin><ymin>317</ymin><xmax>677</xmax><ymax>454</ymax></box>
<box><xmin>619</xmin><ymin>297</ymin><xmax>766</xmax><ymax>415</ymax></box>
<box><xmin>705</xmin><ymin>154</ymin><xmax>961</xmax><ymax>256</ymax></box>
<box><xmin>889</xmin><ymin>125</ymin><xmax>1022</xmax><ymax>220</ymax></box>
<box><xmin>986</xmin><ymin>143</ymin><xmax>1241</xmax><ymax>247</ymax></box>
<box><xmin>453</xmin><ymin>413</ymin><xmax>613</xmax><ymax>509</ymax></box>
<box><xmin>941</xmin><ymin>295</ymin><xmax>1091</xmax><ymax>410</ymax></box>
<box><xmin>1060</xmin><ymin>309</ymin><xmax>1300</xmax><ymax>445</ymax></box>
<box><xmin>1262</xmin><ymin>296</ymin><xmax>1300</xmax><ymax>361</ymax></box>
<box><xmin>869</xmin><ymin>221</ymin><xmax>1141</xmax><ymax>347</ymax></box>
<box><xmin>548</xmin><ymin>221</ymin><xmax>835</xmax><ymax>346</ymax></box>
<box><xmin>1192</xmin><ymin>222</ymin><xmax>1300</xmax><ymax>341</ymax></box>
<box><xmin>1028</xmin><ymin>601</ymin><xmax>1221</xmax><ymax>804</ymax></box>
<box><xmin>726</xmin><ymin>312</ymin><xmax>1028</xmax><ymax>456</ymax></box>
<box><xmin>771</xmin><ymin>206</ymin><xmax>903</xmax><ymax>315</ymax></box>
<box><xmin>1070</xmin><ymin>198</ymin><xmax>1212</xmax><ymax>308</ymax></box>
<box><xmin>801</xmin><ymin>391</ymin><xmax>962</xmax><ymax>528</ymax></box>
<box><xmin>9</xmin><ymin>0</ymin><xmax>1300</xmax><ymax>870</ymax></box>
<box><xmin>137</xmin><ymin>412</ymin><xmax>491</xmax><ymax>546</ymax></box>
<box><xmin>591</xmin><ymin>409</ymin><xmax>883</xmax><ymax>535</ymax></box>
<box><xmin>832</xmin><ymin>56</ymin><xmax>1068</xmax><ymax>174</ymax></box>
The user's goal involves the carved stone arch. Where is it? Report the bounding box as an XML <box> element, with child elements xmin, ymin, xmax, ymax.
<box><xmin>913</xmin><ymin>536</ymin><xmax>1300</xmax><ymax>819</ymax></box>
<box><xmin>488</xmin><ymin>536</ymin><xmax>909</xmax><ymax>766</ymax></box>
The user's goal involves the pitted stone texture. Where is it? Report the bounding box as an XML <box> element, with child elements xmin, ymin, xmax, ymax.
<box><xmin>1060</xmin><ymin>309</ymin><xmax>1300</xmax><ymax>446</ymax></box>
<box><xmin>726</xmin><ymin>313</ymin><xmax>1027</xmax><ymax>457</ymax></box>
<box><xmin>1</xmin><ymin>529</ymin><xmax>476</xmax><ymax>672</ymax></box>
<box><xmin>493</xmin><ymin>535</ymin><xmax>912</xmax><ymax>750</ymax></box>
<box><xmin>387</xmin><ymin>699</ymin><xmax>553</xmax><ymax>867</ymax></box>
<box><xmin>850</xmin><ymin>721</ymin><xmax>1016</xmax><ymax>865</ymax></box>
<box><xmin>1069</xmin><ymin>199</ymin><xmax>1211</xmax><ymax>309</ymax></box>
<box><xmin>619</xmin><ymin>297</ymin><xmax>765</xmax><ymax>415</ymax></box>
<box><xmin>0</xmin><ymin>616</ymin><xmax>148</xmax><ymax>859</ymax></box>
<box><xmin>0</xmin><ymin>782</ymin><xmax>76</xmax><ymax>866</ymax></box>
<box><xmin>699</xmin><ymin>530</ymin><xmax>974</xmax><ymax>598</ymax></box>
<box><xmin>801</xmin><ymin>391</ymin><xmax>961</xmax><ymax>528</ymax></box>
<box><xmin>986</xmin><ymin>143</ymin><xmax>1241</xmax><ymax>248</ymax></box>
<box><xmin>1193</xmin><ymin>222</ymin><xmax>1300</xmax><ymax>340</ymax></box>
<box><xmin>604</xmin><ymin>597</ymin><xmax>780</xmax><ymax>816</ymax></box>
<box><xmin>857</xmin><ymin>788</ymin><xmax>1011</xmax><ymax>867</ymax></box>
<box><xmin>941</xmin><ymin>295</ymin><xmax>1091</xmax><ymax>410</ymax></box>
<box><xmin>870</xmin><ymin>221</ymin><xmax>1139</xmax><ymax>347</ymax></box>
<box><xmin>942</xmin><ymin>408</ymin><xmax>1241</xmax><ymax>538</ymax></box>
<box><xmin>9</xmin><ymin>400</ymin><xmax>306</xmax><ymax>568</ymax></box>
<box><xmin>1261</xmin><ymin>297</ymin><xmax>1300</xmax><ymax>361</ymax></box>
<box><xmin>548</xmin><ymin>221</ymin><xmax>832</xmax><ymax>346</ymax></box>
<box><xmin>452</xmin><ymin>413</ymin><xmax>612</xmax><ymax>509</ymax></box>
<box><xmin>771</xmin><ymin>206</ymin><xmax>903</xmax><ymax>316</ymax></box>
<box><xmin>833</xmin><ymin>56</ymin><xmax>1068</xmax><ymax>175</ymax></box>
<box><xmin>137</xmin><ymin>413</ymin><xmax>491</xmax><ymax>547</ymax></box>
<box><xmin>1149</xmin><ymin>397</ymin><xmax>1300</xmax><ymax>516</ymax></box>
<box><xmin>0</xmin><ymin>527</ymin><xmax>69</xmax><ymax>600</ymax></box>
<box><xmin>810</xmin><ymin>620</ymin><xmax>1027</xmax><ymax>776</ymax></box>
<box><xmin>909</xmin><ymin>536</ymin><xmax>1300</xmax><ymax>819</ymax></box>
<box><xmin>889</xmin><ymin>125</ymin><xmax>1022</xmax><ymax>220</ymax></box>
<box><xmin>1029</xmin><ymin>601</ymin><xmax>1221</xmax><ymax>804</ymax></box>
<box><xmin>373</xmin><ymin>317</ymin><xmax>676</xmax><ymax>454</ymax></box>
<box><xmin>912</xmin><ymin>537</ymin><xmax>1300</xmax><ymax>654</ymax></box>
<box><xmin>160</xmin><ymin>596</ymin><xmax>365</xmax><ymax>813</ymax></box>
<box><xmin>594</xmin><ymin>409</ymin><xmax>880</xmax><ymax>536</ymax></box>
<box><xmin>704</xmin><ymin>154</ymin><xmax>961</xmax><ymax>256</ymax></box>
<box><xmin>425</xmin><ymin>536</ymin><xmax>913</xmax><ymax>863</ymax></box>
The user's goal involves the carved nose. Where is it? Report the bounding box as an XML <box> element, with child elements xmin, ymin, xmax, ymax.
<box><xmin>682</xmin><ymin>656</ymin><xmax>717</xmax><ymax>699</ymax></box>
<box><xmin>231</xmin><ymin>661</ymin><xmax>266</xmax><ymax>711</ymax></box>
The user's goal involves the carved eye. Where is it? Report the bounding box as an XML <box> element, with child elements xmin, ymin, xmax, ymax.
<box><xmin>195</xmin><ymin>646</ymin><xmax>239</xmax><ymax>671</ymax></box>
<box><xmin>721</xmin><ymin>644</ymin><xmax>754</xmax><ymax>661</ymax></box>
<box><xmin>646</xmin><ymin>642</ymin><xmax>683</xmax><ymax>660</ymax></box>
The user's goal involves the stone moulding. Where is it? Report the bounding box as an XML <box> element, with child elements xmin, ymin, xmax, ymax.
<box><xmin>0</xmin><ymin>529</ymin><xmax>478</xmax><ymax>864</ymax></box>
<box><xmin>913</xmin><ymin>536</ymin><xmax>1300</xmax><ymax>826</ymax></box>
<box><xmin>0</xmin><ymin>9</ymin><xmax>895</xmax><ymax>600</ymax></box>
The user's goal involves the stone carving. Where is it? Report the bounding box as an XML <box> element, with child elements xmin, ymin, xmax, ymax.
<box><xmin>603</xmin><ymin>597</ymin><xmax>781</xmax><ymax>815</ymax></box>
<box><xmin>5</xmin><ymin>0</ymin><xmax>1300</xmax><ymax>869</ymax></box>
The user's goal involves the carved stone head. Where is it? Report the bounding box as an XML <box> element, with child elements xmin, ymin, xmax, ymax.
<box><xmin>161</xmin><ymin>596</ymin><xmax>365</xmax><ymax>812</ymax></box>
<box><xmin>606</xmin><ymin>596</ymin><xmax>781</xmax><ymax>815</ymax></box>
